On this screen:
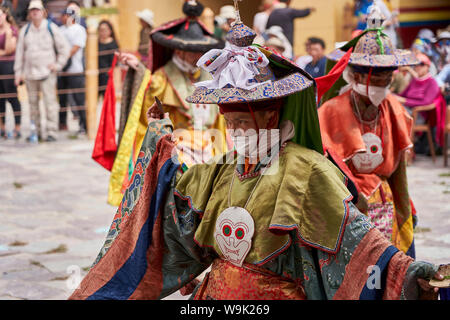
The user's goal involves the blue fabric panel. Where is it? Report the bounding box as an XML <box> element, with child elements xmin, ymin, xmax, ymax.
<box><xmin>359</xmin><ymin>245</ymin><xmax>399</xmax><ymax>300</ymax></box>
<box><xmin>440</xmin><ymin>288</ymin><xmax>450</xmax><ymax>301</ymax></box>
<box><xmin>406</xmin><ymin>240</ymin><xmax>416</xmax><ymax>260</ymax></box>
<box><xmin>88</xmin><ymin>159</ymin><xmax>179</xmax><ymax>300</ymax></box>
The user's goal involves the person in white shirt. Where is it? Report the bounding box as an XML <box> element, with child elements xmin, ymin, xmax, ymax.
<box><xmin>14</xmin><ymin>0</ymin><xmax>70</xmax><ymax>143</ymax></box>
<box><xmin>252</xmin><ymin>0</ymin><xmax>274</xmax><ymax>36</ymax></box>
<box><xmin>58</xmin><ymin>6</ymin><xmax>87</xmax><ymax>134</ymax></box>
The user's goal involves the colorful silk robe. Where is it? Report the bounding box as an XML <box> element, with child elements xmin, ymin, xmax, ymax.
<box><xmin>108</xmin><ymin>61</ymin><xmax>227</xmax><ymax>206</ymax></box>
<box><xmin>69</xmin><ymin>119</ymin><xmax>430</xmax><ymax>301</ymax></box>
<box><xmin>318</xmin><ymin>91</ymin><xmax>416</xmax><ymax>258</ymax></box>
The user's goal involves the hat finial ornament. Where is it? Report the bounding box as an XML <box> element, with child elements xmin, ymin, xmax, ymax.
<box><xmin>233</xmin><ymin>0</ymin><xmax>244</xmax><ymax>25</ymax></box>
<box><xmin>366</xmin><ymin>5</ymin><xmax>386</xmax><ymax>29</ymax></box>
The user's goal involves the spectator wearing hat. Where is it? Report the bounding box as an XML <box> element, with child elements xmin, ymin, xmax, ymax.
<box><xmin>412</xmin><ymin>29</ymin><xmax>440</xmax><ymax>74</ymax></box>
<box><xmin>264</xmin><ymin>36</ymin><xmax>285</xmax><ymax>56</ymax></box>
<box><xmin>435</xmin><ymin>30</ymin><xmax>450</xmax><ymax>71</ymax></box>
<box><xmin>214</xmin><ymin>5</ymin><xmax>237</xmax><ymax>42</ymax></box>
<box><xmin>58</xmin><ymin>6</ymin><xmax>87</xmax><ymax>134</ymax></box>
<box><xmin>395</xmin><ymin>53</ymin><xmax>441</xmax><ymax>121</ymax></box>
<box><xmin>395</xmin><ymin>53</ymin><xmax>447</xmax><ymax>154</ymax></box>
<box><xmin>264</xmin><ymin>25</ymin><xmax>293</xmax><ymax>60</ymax></box>
<box><xmin>66</xmin><ymin>1</ymin><xmax>87</xmax><ymax>29</ymax></box>
<box><xmin>136</xmin><ymin>9</ymin><xmax>154</xmax><ymax>67</ymax></box>
<box><xmin>14</xmin><ymin>0</ymin><xmax>70</xmax><ymax>143</ymax></box>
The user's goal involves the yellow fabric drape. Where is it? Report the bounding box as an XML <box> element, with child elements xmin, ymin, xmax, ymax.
<box><xmin>108</xmin><ymin>69</ymin><xmax>152</xmax><ymax>206</ymax></box>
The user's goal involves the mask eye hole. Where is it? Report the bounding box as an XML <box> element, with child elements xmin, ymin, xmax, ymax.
<box><xmin>223</xmin><ymin>225</ymin><xmax>232</xmax><ymax>237</ymax></box>
<box><xmin>235</xmin><ymin>228</ymin><xmax>245</xmax><ymax>240</ymax></box>
<box><xmin>370</xmin><ymin>145</ymin><xmax>379</xmax><ymax>154</ymax></box>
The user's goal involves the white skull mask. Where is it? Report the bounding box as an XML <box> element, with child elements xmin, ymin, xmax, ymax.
<box><xmin>352</xmin><ymin>132</ymin><xmax>384</xmax><ymax>174</ymax></box>
<box><xmin>215</xmin><ymin>207</ymin><xmax>255</xmax><ymax>267</ymax></box>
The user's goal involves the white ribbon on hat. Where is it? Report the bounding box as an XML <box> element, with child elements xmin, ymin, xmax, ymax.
<box><xmin>195</xmin><ymin>43</ymin><xmax>271</xmax><ymax>90</ymax></box>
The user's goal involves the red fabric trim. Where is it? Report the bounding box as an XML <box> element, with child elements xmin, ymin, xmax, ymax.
<box><xmin>332</xmin><ymin>228</ymin><xmax>408</xmax><ymax>300</ymax></box>
<box><xmin>247</xmin><ymin>104</ymin><xmax>260</xmax><ymax>132</ymax></box>
<box><xmin>316</xmin><ymin>48</ymin><xmax>353</xmax><ymax>102</ymax></box>
<box><xmin>383</xmin><ymin>251</ymin><xmax>414</xmax><ymax>300</ymax></box>
<box><xmin>366</xmin><ymin>67</ymin><xmax>373</xmax><ymax>96</ymax></box>
<box><xmin>92</xmin><ymin>55</ymin><xmax>118</xmax><ymax>171</ymax></box>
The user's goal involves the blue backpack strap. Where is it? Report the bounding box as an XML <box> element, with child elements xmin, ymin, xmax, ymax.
<box><xmin>24</xmin><ymin>20</ymin><xmax>54</xmax><ymax>39</ymax></box>
<box><xmin>47</xmin><ymin>19</ymin><xmax>55</xmax><ymax>39</ymax></box>
<box><xmin>24</xmin><ymin>23</ymin><xmax>31</xmax><ymax>37</ymax></box>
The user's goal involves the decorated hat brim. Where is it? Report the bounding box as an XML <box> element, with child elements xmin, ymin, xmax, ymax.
<box><xmin>327</xmin><ymin>48</ymin><xmax>420</xmax><ymax>67</ymax></box>
<box><xmin>151</xmin><ymin>32</ymin><xmax>223</xmax><ymax>52</ymax></box>
<box><xmin>151</xmin><ymin>18</ymin><xmax>224</xmax><ymax>53</ymax></box>
<box><xmin>186</xmin><ymin>48</ymin><xmax>315</xmax><ymax>105</ymax></box>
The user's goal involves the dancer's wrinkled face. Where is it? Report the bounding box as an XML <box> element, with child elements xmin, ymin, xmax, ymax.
<box><xmin>354</xmin><ymin>70</ymin><xmax>394</xmax><ymax>88</ymax></box>
<box><xmin>223</xmin><ymin>110</ymin><xmax>278</xmax><ymax>133</ymax></box>
<box><xmin>224</xmin><ymin>110</ymin><xmax>280</xmax><ymax>160</ymax></box>
<box><xmin>174</xmin><ymin>50</ymin><xmax>204</xmax><ymax>67</ymax></box>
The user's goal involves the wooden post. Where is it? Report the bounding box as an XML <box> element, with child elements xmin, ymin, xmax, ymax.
<box><xmin>85</xmin><ymin>25</ymin><xmax>99</xmax><ymax>140</ymax></box>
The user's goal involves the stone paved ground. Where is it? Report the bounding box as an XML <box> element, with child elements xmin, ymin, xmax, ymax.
<box><xmin>0</xmin><ymin>103</ymin><xmax>449</xmax><ymax>300</ymax></box>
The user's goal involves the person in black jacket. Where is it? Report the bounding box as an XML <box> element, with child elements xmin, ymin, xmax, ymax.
<box><xmin>98</xmin><ymin>20</ymin><xmax>119</xmax><ymax>97</ymax></box>
<box><xmin>266</xmin><ymin>0</ymin><xmax>315</xmax><ymax>49</ymax></box>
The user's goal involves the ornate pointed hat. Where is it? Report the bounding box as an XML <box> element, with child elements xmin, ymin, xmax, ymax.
<box><xmin>151</xmin><ymin>0</ymin><xmax>223</xmax><ymax>53</ymax></box>
<box><xmin>149</xmin><ymin>0</ymin><xmax>225</xmax><ymax>72</ymax></box>
<box><xmin>186</xmin><ymin>1</ymin><xmax>323</xmax><ymax>155</ymax></box>
<box><xmin>186</xmin><ymin>1</ymin><xmax>314</xmax><ymax>105</ymax></box>
<box><xmin>327</xmin><ymin>5</ymin><xmax>419</xmax><ymax>68</ymax></box>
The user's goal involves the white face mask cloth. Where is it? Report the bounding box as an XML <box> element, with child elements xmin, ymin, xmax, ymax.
<box><xmin>230</xmin><ymin>129</ymin><xmax>267</xmax><ymax>162</ymax></box>
<box><xmin>352</xmin><ymin>83</ymin><xmax>390</xmax><ymax>107</ymax></box>
<box><xmin>343</xmin><ymin>67</ymin><xmax>390</xmax><ymax>107</ymax></box>
<box><xmin>172</xmin><ymin>54</ymin><xmax>200</xmax><ymax>75</ymax></box>
<box><xmin>229</xmin><ymin>120</ymin><xmax>295</xmax><ymax>162</ymax></box>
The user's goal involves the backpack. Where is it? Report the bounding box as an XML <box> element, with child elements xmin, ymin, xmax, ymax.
<box><xmin>24</xmin><ymin>19</ymin><xmax>75</xmax><ymax>71</ymax></box>
<box><xmin>24</xmin><ymin>19</ymin><xmax>58</xmax><ymax>56</ymax></box>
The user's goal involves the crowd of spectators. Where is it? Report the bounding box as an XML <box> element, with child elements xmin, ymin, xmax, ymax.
<box><xmin>0</xmin><ymin>0</ymin><xmax>120</xmax><ymax>142</ymax></box>
<box><xmin>1</xmin><ymin>0</ymin><xmax>448</xmax><ymax>157</ymax></box>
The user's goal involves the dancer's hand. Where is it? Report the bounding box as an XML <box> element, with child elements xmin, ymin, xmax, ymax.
<box><xmin>146</xmin><ymin>102</ymin><xmax>170</xmax><ymax>123</ymax></box>
<box><xmin>115</xmin><ymin>51</ymin><xmax>140</xmax><ymax>70</ymax></box>
<box><xmin>418</xmin><ymin>271</ymin><xmax>444</xmax><ymax>293</ymax></box>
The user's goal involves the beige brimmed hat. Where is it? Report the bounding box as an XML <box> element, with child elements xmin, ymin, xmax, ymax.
<box><xmin>28</xmin><ymin>0</ymin><xmax>45</xmax><ymax>10</ymax></box>
<box><xmin>219</xmin><ymin>5</ymin><xmax>237</xmax><ymax>20</ymax></box>
<box><xmin>136</xmin><ymin>9</ymin><xmax>155</xmax><ymax>28</ymax></box>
